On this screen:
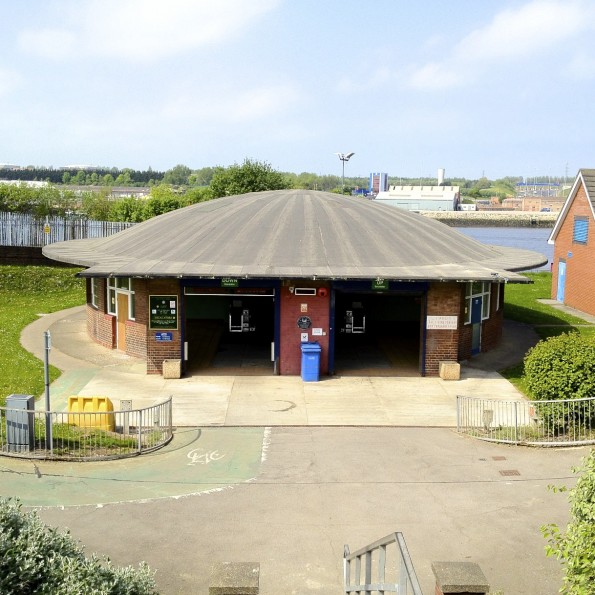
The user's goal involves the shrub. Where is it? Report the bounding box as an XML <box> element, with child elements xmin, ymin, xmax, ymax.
<box><xmin>0</xmin><ymin>498</ymin><xmax>158</xmax><ymax>594</ymax></box>
<box><xmin>543</xmin><ymin>450</ymin><xmax>595</xmax><ymax>593</ymax></box>
<box><xmin>524</xmin><ymin>332</ymin><xmax>595</xmax><ymax>402</ymax></box>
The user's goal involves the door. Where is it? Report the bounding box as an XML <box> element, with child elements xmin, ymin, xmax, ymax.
<box><xmin>556</xmin><ymin>260</ymin><xmax>566</xmax><ymax>303</ymax></box>
<box><xmin>471</xmin><ymin>296</ymin><xmax>482</xmax><ymax>355</ymax></box>
<box><xmin>116</xmin><ymin>293</ymin><xmax>129</xmax><ymax>351</ymax></box>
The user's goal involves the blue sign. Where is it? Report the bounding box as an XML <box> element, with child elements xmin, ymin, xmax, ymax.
<box><xmin>155</xmin><ymin>332</ymin><xmax>173</xmax><ymax>342</ymax></box>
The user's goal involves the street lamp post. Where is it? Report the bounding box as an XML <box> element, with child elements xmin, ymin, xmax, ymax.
<box><xmin>335</xmin><ymin>152</ymin><xmax>355</xmax><ymax>191</ymax></box>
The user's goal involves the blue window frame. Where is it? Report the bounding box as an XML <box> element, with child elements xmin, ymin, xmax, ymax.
<box><xmin>573</xmin><ymin>217</ymin><xmax>589</xmax><ymax>244</ymax></box>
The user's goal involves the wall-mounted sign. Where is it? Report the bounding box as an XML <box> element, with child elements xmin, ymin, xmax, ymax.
<box><xmin>221</xmin><ymin>278</ymin><xmax>239</xmax><ymax>288</ymax></box>
<box><xmin>149</xmin><ymin>295</ymin><xmax>178</xmax><ymax>330</ymax></box>
<box><xmin>426</xmin><ymin>315</ymin><xmax>458</xmax><ymax>330</ymax></box>
<box><xmin>297</xmin><ymin>316</ymin><xmax>312</xmax><ymax>329</ymax></box>
<box><xmin>372</xmin><ymin>278</ymin><xmax>389</xmax><ymax>290</ymax></box>
<box><xmin>155</xmin><ymin>332</ymin><xmax>173</xmax><ymax>342</ymax></box>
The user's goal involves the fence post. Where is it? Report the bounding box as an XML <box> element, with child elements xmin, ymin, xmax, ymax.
<box><xmin>137</xmin><ymin>409</ymin><xmax>143</xmax><ymax>453</ymax></box>
<box><xmin>513</xmin><ymin>401</ymin><xmax>518</xmax><ymax>443</ymax></box>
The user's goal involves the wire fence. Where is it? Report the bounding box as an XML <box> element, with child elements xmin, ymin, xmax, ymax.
<box><xmin>457</xmin><ymin>395</ymin><xmax>595</xmax><ymax>446</ymax></box>
<box><xmin>0</xmin><ymin>397</ymin><xmax>172</xmax><ymax>460</ymax></box>
<box><xmin>0</xmin><ymin>211</ymin><xmax>134</xmax><ymax>247</ymax></box>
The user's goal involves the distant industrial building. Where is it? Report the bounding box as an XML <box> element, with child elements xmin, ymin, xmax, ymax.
<box><xmin>369</xmin><ymin>173</ymin><xmax>389</xmax><ymax>194</ymax></box>
<box><xmin>373</xmin><ymin>168</ymin><xmax>459</xmax><ymax>211</ymax></box>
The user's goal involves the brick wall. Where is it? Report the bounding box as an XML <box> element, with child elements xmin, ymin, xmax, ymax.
<box><xmin>279</xmin><ymin>283</ymin><xmax>330</xmax><ymax>375</ymax></box>
<box><xmin>481</xmin><ymin>283</ymin><xmax>503</xmax><ymax>352</ymax></box>
<box><xmin>424</xmin><ymin>283</ymin><xmax>462</xmax><ymax>375</ymax></box>
<box><xmin>86</xmin><ymin>278</ymin><xmax>116</xmax><ymax>348</ymax></box>
<box><xmin>142</xmin><ymin>279</ymin><xmax>182</xmax><ymax>374</ymax></box>
<box><xmin>551</xmin><ymin>182</ymin><xmax>595</xmax><ymax>316</ymax></box>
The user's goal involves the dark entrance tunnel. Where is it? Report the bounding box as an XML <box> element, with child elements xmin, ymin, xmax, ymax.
<box><xmin>333</xmin><ymin>292</ymin><xmax>422</xmax><ymax>376</ymax></box>
<box><xmin>184</xmin><ymin>295</ymin><xmax>275</xmax><ymax>375</ymax></box>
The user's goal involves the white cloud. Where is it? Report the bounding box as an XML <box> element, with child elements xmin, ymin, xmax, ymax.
<box><xmin>408</xmin><ymin>0</ymin><xmax>592</xmax><ymax>90</ymax></box>
<box><xmin>163</xmin><ymin>82</ymin><xmax>304</xmax><ymax>124</ymax></box>
<box><xmin>0</xmin><ymin>68</ymin><xmax>23</xmax><ymax>97</ymax></box>
<box><xmin>568</xmin><ymin>52</ymin><xmax>595</xmax><ymax>80</ymax></box>
<box><xmin>18</xmin><ymin>0</ymin><xmax>280</xmax><ymax>62</ymax></box>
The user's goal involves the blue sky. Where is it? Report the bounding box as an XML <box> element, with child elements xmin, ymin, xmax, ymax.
<box><xmin>0</xmin><ymin>0</ymin><xmax>593</xmax><ymax>180</ymax></box>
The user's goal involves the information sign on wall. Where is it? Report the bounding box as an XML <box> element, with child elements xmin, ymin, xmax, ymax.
<box><xmin>372</xmin><ymin>278</ymin><xmax>389</xmax><ymax>290</ymax></box>
<box><xmin>426</xmin><ymin>315</ymin><xmax>458</xmax><ymax>330</ymax></box>
<box><xmin>149</xmin><ymin>295</ymin><xmax>178</xmax><ymax>330</ymax></box>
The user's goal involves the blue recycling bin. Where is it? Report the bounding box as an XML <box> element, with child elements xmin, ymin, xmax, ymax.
<box><xmin>301</xmin><ymin>342</ymin><xmax>321</xmax><ymax>382</ymax></box>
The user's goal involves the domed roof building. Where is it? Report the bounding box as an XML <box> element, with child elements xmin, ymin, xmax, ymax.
<box><xmin>44</xmin><ymin>190</ymin><xmax>546</xmax><ymax>378</ymax></box>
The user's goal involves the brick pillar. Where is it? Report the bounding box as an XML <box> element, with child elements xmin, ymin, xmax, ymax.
<box><xmin>432</xmin><ymin>561</ymin><xmax>489</xmax><ymax>595</ymax></box>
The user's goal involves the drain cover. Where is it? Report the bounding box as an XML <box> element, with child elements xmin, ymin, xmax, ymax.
<box><xmin>499</xmin><ymin>470</ymin><xmax>521</xmax><ymax>476</ymax></box>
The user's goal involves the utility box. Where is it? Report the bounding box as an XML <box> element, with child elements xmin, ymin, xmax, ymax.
<box><xmin>300</xmin><ymin>342</ymin><xmax>321</xmax><ymax>382</ymax></box>
<box><xmin>6</xmin><ymin>394</ymin><xmax>35</xmax><ymax>453</ymax></box>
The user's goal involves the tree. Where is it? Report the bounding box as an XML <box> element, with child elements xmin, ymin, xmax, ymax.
<box><xmin>162</xmin><ymin>164</ymin><xmax>192</xmax><ymax>186</ymax></box>
<box><xmin>209</xmin><ymin>158</ymin><xmax>292</xmax><ymax>198</ymax></box>
<box><xmin>543</xmin><ymin>450</ymin><xmax>595</xmax><ymax>593</ymax></box>
<box><xmin>0</xmin><ymin>498</ymin><xmax>157</xmax><ymax>594</ymax></box>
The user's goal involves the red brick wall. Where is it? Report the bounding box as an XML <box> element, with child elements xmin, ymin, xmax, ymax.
<box><xmin>279</xmin><ymin>283</ymin><xmax>330</xmax><ymax>375</ymax></box>
<box><xmin>552</xmin><ymin>182</ymin><xmax>595</xmax><ymax>316</ymax></box>
<box><xmin>425</xmin><ymin>283</ymin><xmax>462</xmax><ymax>375</ymax></box>
<box><xmin>143</xmin><ymin>279</ymin><xmax>182</xmax><ymax>374</ymax></box>
<box><xmin>86</xmin><ymin>278</ymin><xmax>116</xmax><ymax>348</ymax></box>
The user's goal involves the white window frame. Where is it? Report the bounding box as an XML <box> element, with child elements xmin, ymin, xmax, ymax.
<box><xmin>91</xmin><ymin>278</ymin><xmax>100</xmax><ymax>309</ymax></box>
<box><xmin>464</xmin><ymin>281</ymin><xmax>491</xmax><ymax>324</ymax></box>
<box><xmin>107</xmin><ymin>277</ymin><xmax>135</xmax><ymax>320</ymax></box>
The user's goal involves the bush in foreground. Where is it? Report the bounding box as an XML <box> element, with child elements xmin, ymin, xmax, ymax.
<box><xmin>0</xmin><ymin>498</ymin><xmax>158</xmax><ymax>594</ymax></box>
<box><xmin>524</xmin><ymin>332</ymin><xmax>595</xmax><ymax>401</ymax></box>
<box><xmin>543</xmin><ymin>450</ymin><xmax>595</xmax><ymax>593</ymax></box>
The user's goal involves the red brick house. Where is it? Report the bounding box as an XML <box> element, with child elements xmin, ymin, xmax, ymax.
<box><xmin>549</xmin><ymin>169</ymin><xmax>595</xmax><ymax>315</ymax></box>
<box><xmin>44</xmin><ymin>190</ymin><xmax>546</xmax><ymax>377</ymax></box>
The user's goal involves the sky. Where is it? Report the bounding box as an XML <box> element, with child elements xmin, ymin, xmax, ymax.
<box><xmin>1</xmin><ymin>0</ymin><xmax>594</xmax><ymax>180</ymax></box>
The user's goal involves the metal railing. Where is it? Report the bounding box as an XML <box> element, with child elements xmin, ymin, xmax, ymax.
<box><xmin>457</xmin><ymin>395</ymin><xmax>595</xmax><ymax>446</ymax></box>
<box><xmin>344</xmin><ymin>532</ymin><xmax>423</xmax><ymax>594</ymax></box>
<box><xmin>0</xmin><ymin>397</ymin><xmax>172</xmax><ymax>460</ymax></box>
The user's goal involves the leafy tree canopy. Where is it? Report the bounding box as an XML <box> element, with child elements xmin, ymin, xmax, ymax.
<box><xmin>209</xmin><ymin>158</ymin><xmax>292</xmax><ymax>198</ymax></box>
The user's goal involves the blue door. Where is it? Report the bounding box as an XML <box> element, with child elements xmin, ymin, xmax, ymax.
<box><xmin>471</xmin><ymin>296</ymin><xmax>482</xmax><ymax>355</ymax></box>
<box><xmin>556</xmin><ymin>261</ymin><xmax>566</xmax><ymax>303</ymax></box>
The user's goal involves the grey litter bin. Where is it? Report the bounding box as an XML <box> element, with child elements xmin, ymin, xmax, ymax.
<box><xmin>6</xmin><ymin>394</ymin><xmax>35</xmax><ymax>453</ymax></box>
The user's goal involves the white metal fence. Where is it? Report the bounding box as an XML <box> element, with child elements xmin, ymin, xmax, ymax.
<box><xmin>0</xmin><ymin>211</ymin><xmax>134</xmax><ymax>247</ymax></box>
<box><xmin>0</xmin><ymin>397</ymin><xmax>172</xmax><ymax>460</ymax></box>
<box><xmin>457</xmin><ymin>395</ymin><xmax>595</xmax><ymax>446</ymax></box>
<box><xmin>344</xmin><ymin>532</ymin><xmax>423</xmax><ymax>594</ymax></box>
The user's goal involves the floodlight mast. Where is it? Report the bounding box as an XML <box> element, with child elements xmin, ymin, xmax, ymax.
<box><xmin>336</xmin><ymin>152</ymin><xmax>355</xmax><ymax>191</ymax></box>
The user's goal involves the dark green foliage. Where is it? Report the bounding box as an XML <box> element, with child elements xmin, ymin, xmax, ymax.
<box><xmin>0</xmin><ymin>498</ymin><xmax>158</xmax><ymax>594</ymax></box>
<box><xmin>209</xmin><ymin>158</ymin><xmax>292</xmax><ymax>197</ymax></box>
<box><xmin>524</xmin><ymin>333</ymin><xmax>595</xmax><ymax>402</ymax></box>
<box><xmin>543</xmin><ymin>450</ymin><xmax>595</xmax><ymax>594</ymax></box>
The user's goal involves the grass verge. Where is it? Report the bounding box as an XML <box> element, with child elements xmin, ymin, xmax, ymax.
<box><xmin>501</xmin><ymin>271</ymin><xmax>595</xmax><ymax>391</ymax></box>
<box><xmin>0</xmin><ymin>265</ymin><xmax>85</xmax><ymax>406</ymax></box>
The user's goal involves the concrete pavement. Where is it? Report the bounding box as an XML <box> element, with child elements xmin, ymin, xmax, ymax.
<box><xmin>20</xmin><ymin>305</ymin><xmax>539</xmax><ymax>427</ymax></box>
<box><xmin>5</xmin><ymin>305</ymin><xmax>593</xmax><ymax>594</ymax></box>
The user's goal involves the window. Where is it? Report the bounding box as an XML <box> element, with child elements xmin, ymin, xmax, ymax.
<box><xmin>464</xmin><ymin>281</ymin><xmax>491</xmax><ymax>324</ymax></box>
<box><xmin>107</xmin><ymin>278</ymin><xmax>135</xmax><ymax>319</ymax></box>
<box><xmin>91</xmin><ymin>278</ymin><xmax>100</xmax><ymax>308</ymax></box>
<box><xmin>573</xmin><ymin>217</ymin><xmax>589</xmax><ymax>244</ymax></box>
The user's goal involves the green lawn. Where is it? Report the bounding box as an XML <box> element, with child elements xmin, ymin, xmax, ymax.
<box><xmin>501</xmin><ymin>272</ymin><xmax>595</xmax><ymax>391</ymax></box>
<box><xmin>0</xmin><ymin>265</ymin><xmax>85</xmax><ymax>406</ymax></box>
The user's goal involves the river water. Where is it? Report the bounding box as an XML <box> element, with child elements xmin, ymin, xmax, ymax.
<box><xmin>454</xmin><ymin>226</ymin><xmax>553</xmax><ymax>271</ymax></box>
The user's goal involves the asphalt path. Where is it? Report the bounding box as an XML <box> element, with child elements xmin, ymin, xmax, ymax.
<box><xmin>2</xmin><ymin>426</ymin><xmax>586</xmax><ymax>595</ymax></box>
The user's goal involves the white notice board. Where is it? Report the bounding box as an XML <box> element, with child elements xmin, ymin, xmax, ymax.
<box><xmin>426</xmin><ymin>315</ymin><xmax>458</xmax><ymax>330</ymax></box>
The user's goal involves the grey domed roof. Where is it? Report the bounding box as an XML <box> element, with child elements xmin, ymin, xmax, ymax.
<box><xmin>43</xmin><ymin>189</ymin><xmax>547</xmax><ymax>282</ymax></box>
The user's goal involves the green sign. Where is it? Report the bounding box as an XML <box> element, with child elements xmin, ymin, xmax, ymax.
<box><xmin>149</xmin><ymin>295</ymin><xmax>178</xmax><ymax>330</ymax></box>
<box><xmin>372</xmin><ymin>278</ymin><xmax>389</xmax><ymax>291</ymax></box>
<box><xmin>221</xmin><ymin>278</ymin><xmax>239</xmax><ymax>288</ymax></box>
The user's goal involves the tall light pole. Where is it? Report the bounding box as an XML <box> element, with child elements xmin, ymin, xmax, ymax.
<box><xmin>336</xmin><ymin>152</ymin><xmax>355</xmax><ymax>191</ymax></box>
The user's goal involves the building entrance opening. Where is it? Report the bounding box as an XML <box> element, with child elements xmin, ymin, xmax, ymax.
<box><xmin>333</xmin><ymin>292</ymin><xmax>422</xmax><ymax>376</ymax></box>
<box><xmin>184</xmin><ymin>292</ymin><xmax>275</xmax><ymax>375</ymax></box>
